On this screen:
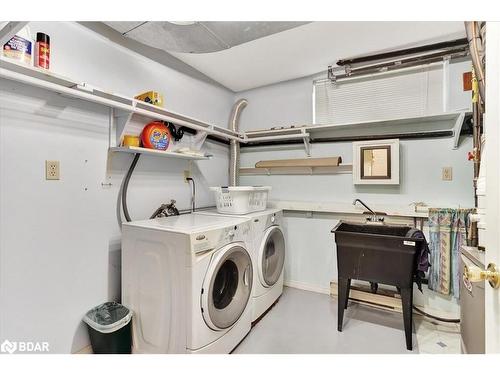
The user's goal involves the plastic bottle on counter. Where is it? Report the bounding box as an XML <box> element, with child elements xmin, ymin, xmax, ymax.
<box><xmin>34</xmin><ymin>32</ymin><xmax>50</xmax><ymax>69</ymax></box>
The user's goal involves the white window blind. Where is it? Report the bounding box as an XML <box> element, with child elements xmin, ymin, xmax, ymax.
<box><xmin>313</xmin><ymin>65</ymin><xmax>444</xmax><ymax>125</ymax></box>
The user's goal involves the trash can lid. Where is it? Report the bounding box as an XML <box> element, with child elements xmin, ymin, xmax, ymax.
<box><xmin>83</xmin><ymin>302</ymin><xmax>133</xmax><ymax>334</ymax></box>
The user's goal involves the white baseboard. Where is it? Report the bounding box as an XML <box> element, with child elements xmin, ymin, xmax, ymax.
<box><xmin>284</xmin><ymin>280</ymin><xmax>331</xmax><ymax>295</ymax></box>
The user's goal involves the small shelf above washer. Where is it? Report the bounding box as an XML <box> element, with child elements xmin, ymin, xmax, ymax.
<box><xmin>109</xmin><ymin>146</ymin><xmax>212</xmax><ymax>160</ymax></box>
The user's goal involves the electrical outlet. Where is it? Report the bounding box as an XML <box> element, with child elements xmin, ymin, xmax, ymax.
<box><xmin>45</xmin><ymin>160</ymin><xmax>60</xmax><ymax>180</ymax></box>
<box><xmin>442</xmin><ymin>167</ymin><xmax>452</xmax><ymax>181</ymax></box>
<box><xmin>184</xmin><ymin>169</ymin><xmax>191</xmax><ymax>182</ymax></box>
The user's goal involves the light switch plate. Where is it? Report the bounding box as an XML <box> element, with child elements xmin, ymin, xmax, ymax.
<box><xmin>442</xmin><ymin>167</ymin><xmax>452</xmax><ymax>181</ymax></box>
<box><xmin>46</xmin><ymin>160</ymin><xmax>60</xmax><ymax>180</ymax></box>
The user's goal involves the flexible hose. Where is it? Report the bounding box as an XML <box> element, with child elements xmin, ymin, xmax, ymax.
<box><xmin>412</xmin><ymin>305</ymin><xmax>460</xmax><ymax>323</ymax></box>
<box><xmin>229</xmin><ymin>99</ymin><xmax>247</xmax><ymax>186</ymax></box>
<box><xmin>122</xmin><ymin>153</ymin><xmax>141</xmax><ymax>222</ymax></box>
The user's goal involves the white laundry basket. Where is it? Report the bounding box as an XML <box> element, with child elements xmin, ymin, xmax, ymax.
<box><xmin>210</xmin><ymin>186</ymin><xmax>271</xmax><ymax>214</ymax></box>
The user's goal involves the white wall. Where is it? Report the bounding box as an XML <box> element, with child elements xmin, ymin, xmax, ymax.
<box><xmin>236</xmin><ymin>59</ymin><xmax>474</xmax><ymax>314</ymax></box>
<box><xmin>238</xmin><ymin>59</ymin><xmax>472</xmax><ymax>131</ymax></box>
<box><xmin>0</xmin><ymin>23</ymin><xmax>475</xmax><ymax>353</ymax></box>
<box><xmin>0</xmin><ymin>22</ymin><xmax>234</xmax><ymax>353</ymax></box>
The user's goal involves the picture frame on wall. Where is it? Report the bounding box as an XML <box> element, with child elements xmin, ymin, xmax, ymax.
<box><xmin>352</xmin><ymin>139</ymin><xmax>400</xmax><ymax>185</ymax></box>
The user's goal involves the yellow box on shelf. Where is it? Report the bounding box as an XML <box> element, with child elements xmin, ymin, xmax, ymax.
<box><xmin>134</xmin><ymin>91</ymin><xmax>164</xmax><ymax>107</ymax></box>
<box><xmin>122</xmin><ymin>134</ymin><xmax>140</xmax><ymax>147</ymax></box>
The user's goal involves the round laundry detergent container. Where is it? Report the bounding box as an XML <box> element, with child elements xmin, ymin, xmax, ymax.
<box><xmin>141</xmin><ymin>121</ymin><xmax>172</xmax><ymax>151</ymax></box>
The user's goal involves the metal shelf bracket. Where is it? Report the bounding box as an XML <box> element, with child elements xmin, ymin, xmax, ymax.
<box><xmin>302</xmin><ymin>129</ymin><xmax>311</xmax><ymax>156</ymax></box>
<box><xmin>452</xmin><ymin>111</ymin><xmax>466</xmax><ymax>150</ymax></box>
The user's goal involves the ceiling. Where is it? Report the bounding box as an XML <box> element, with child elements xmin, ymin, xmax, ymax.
<box><xmin>104</xmin><ymin>21</ymin><xmax>308</xmax><ymax>53</ymax></box>
<box><xmin>102</xmin><ymin>21</ymin><xmax>466</xmax><ymax>92</ymax></box>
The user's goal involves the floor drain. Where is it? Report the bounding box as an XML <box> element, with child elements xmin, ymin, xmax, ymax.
<box><xmin>436</xmin><ymin>341</ymin><xmax>447</xmax><ymax>348</ymax></box>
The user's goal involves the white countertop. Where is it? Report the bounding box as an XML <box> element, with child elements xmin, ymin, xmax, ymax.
<box><xmin>268</xmin><ymin>200</ymin><xmax>430</xmax><ymax>218</ymax></box>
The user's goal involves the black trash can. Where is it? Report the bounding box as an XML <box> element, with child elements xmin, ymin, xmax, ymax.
<box><xmin>83</xmin><ymin>302</ymin><xmax>133</xmax><ymax>354</ymax></box>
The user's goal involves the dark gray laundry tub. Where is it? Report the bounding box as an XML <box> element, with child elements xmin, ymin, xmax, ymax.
<box><xmin>331</xmin><ymin>222</ymin><xmax>425</xmax><ymax>350</ymax></box>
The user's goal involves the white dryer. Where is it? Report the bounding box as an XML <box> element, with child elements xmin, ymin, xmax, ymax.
<box><xmin>195</xmin><ymin>208</ymin><xmax>285</xmax><ymax>322</ymax></box>
<box><xmin>121</xmin><ymin>214</ymin><xmax>253</xmax><ymax>354</ymax></box>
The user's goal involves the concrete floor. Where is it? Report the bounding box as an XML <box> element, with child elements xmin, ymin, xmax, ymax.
<box><xmin>234</xmin><ymin>287</ymin><xmax>461</xmax><ymax>354</ymax></box>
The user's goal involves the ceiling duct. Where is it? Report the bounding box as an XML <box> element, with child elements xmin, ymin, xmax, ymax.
<box><xmin>104</xmin><ymin>21</ymin><xmax>309</xmax><ymax>53</ymax></box>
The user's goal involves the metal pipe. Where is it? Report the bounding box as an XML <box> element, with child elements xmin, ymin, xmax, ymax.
<box><xmin>329</xmin><ymin>48</ymin><xmax>469</xmax><ymax>83</ymax></box>
<box><xmin>336</xmin><ymin>38</ymin><xmax>469</xmax><ymax>66</ymax></box>
<box><xmin>229</xmin><ymin>99</ymin><xmax>248</xmax><ymax>186</ymax></box>
<box><xmin>240</xmin><ymin>130</ymin><xmax>459</xmax><ymax>148</ymax></box>
<box><xmin>352</xmin><ymin>199</ymin><xmax>384</xmax><ymax>223</ymax></box>
<box><xmin>186</xmin><ymin>177</ymin><xmax>196</xmax><ymax>212</ymax></box>
<box><xmin>465</xmin><ymin>21</ymin><xmax>486</xmax><ymax>102</ymax></box>
<box><xmin>353</xmin><ymin>199</ymin><xmax>376</xmax><ymax>216</ymax></box>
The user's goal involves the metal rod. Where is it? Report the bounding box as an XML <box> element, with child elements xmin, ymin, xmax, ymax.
<box><xmin>240</xmin><ymin>130</ymin><xmax>459</xmax><ymax>148</ymax></box>
<box><xmin>186</xmin><ymin>178</ymin><xmax>196</xmax><ymax>212</ymax></box>
<box><xmin>244</xmin><ymin>133</ymin><xmax>310</xmax><ymax>144</ymax></box>
<box><xmin>336</xmin><ymin>38</ymin><xmax>468</xmax><ymax>66</ymax></box>
<box><xmin>330</xmin><ymin>49</ymin><xmax>469</xmax><ymax>82</ymax></box>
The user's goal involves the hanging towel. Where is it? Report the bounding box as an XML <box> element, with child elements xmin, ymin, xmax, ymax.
<box><xmin>406</xmin><ymin>228</ymin><xmax>430</xmax><ymax>292</ymax></box>
<box><xmin>428</xmin><ymin>208</ymin><xmax>474</xmax><ymax>298</ymax></box>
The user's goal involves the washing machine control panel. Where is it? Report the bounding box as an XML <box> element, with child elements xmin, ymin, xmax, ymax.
<box><xmin>266</xmin><ymin>211</ymin><xmax>283</xmax><ymax>227</ymax></box>
<box><xmin>191</xmin><ymin>221</ymin><xmax>251</xmax><ymax>253</ymax></box>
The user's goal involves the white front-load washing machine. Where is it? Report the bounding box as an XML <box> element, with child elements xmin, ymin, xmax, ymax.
<box><xmin>121</xmin><ymin>214</ymin><xmax>253</xmax><ymax>354</ymax></box>
<box><xmin>195</xmin><ymin>208</ymin><xmax>286</xmax><ymax>322</ymax></box>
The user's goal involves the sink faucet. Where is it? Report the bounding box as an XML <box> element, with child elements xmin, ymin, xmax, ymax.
<box><xmin>352</xmin><ymin>199</ymin><xmax>384</xmax><ymax>223</ymax></box>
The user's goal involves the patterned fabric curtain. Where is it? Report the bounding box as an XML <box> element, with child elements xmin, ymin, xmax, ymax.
<box><xmin>428</xmin><ymin>208</ymin><xmax>474</xmax><ymax>298</ymax></box>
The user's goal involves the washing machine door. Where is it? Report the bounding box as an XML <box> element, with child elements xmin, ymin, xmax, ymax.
<box><xmin>258</xmin><ymin>226</ymin><xmax>285</xmax><ymax>287</ymax></box>
<box><xmin>201</xmin><ymin>243</ymin><xmax>253</xmax><ymax>330</ymax></box>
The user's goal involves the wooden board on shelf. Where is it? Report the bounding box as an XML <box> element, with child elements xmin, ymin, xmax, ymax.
<box><xmin>255</xmin><ymin>157</ymin><xmax>342</xmax><ymax>168</ymax></box>
<box><xmin>240</xmin><ymin>164</ymin><xmax>352</xmax><ymax>176</ymax></box>
<box><xmin>330</xmin><ymin>281</ymin><xmax>403</xmax><ymax>313</ymax></box>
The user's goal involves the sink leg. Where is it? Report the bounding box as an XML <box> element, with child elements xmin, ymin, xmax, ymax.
<box><xmin>345</xmin><ymin>279</ymin><xmax>351</xmax><ymax>310</ymax></box>
<box><xmin>337</xmin><ymin>277</ymin><xmax>350</xmax><ymax>331</ymax></box>
<box><xmin>400</xmin><ymin>287</ymin><xmax>413</xmax><ymax>351</ymax></box>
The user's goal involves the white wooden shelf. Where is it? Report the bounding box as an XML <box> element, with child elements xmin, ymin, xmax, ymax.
<box><xmin>109</xmin><ymin>146</ymin><xmax>211</xmax><ymax>160</ymax></box>
<box><xmin>0</xmin><ymin>57</ymin><xmax>241</xmax><ymax>144</ymax></box>
<box><xmin>0</xmin><ymin>57</ymin><xmax>469</xmax><ymax>152</ymax></box>
<box><xmin>242</xmin><ymin>111</ymin><xmax>469</xmax><ymax>150</ymax></box>
<box><xmin>240</xmin><ymin>164</ymin><xmax>352</xmax><ymax>175</ymax></box>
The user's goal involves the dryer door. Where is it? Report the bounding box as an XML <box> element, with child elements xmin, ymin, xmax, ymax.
<box><xmin>201</xmin><ymin>243</ymin><xmax>253</xmax><ymax>330</ymax></box>
<box><xmin>258</xmin><ymin>226</ymin><xmax>285</xmax><ymax>287</ymax></box>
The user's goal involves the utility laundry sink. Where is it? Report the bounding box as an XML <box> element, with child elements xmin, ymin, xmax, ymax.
<box><xmin>331</xmin><ymin>221</ymin><xmax>424</xmax><ymax>350</ymax></box>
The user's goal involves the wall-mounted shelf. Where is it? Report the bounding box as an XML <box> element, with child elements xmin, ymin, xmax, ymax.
<box><xmin>241</xmin><ymin>111</ymin><xmax>470</xmax><ymax>151</ymax></box>
<box><xmin>240</xmin><ymin>164</ymin><xmax>352</xmax><ymax>176</ymax></box>
<box><xmin>109</xmin><ymin>146</ymin><xmax>211</xmax><ymax>160</ymax></box>
<box><xmin>0</xmin><ymin>58</ymin><xmax>242</xmax><ymax>145</ymax></box>
<box><xmin>0</xmin><ymin>56</ymin><xmax>470</xmax><ymax>154</ymax></box>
